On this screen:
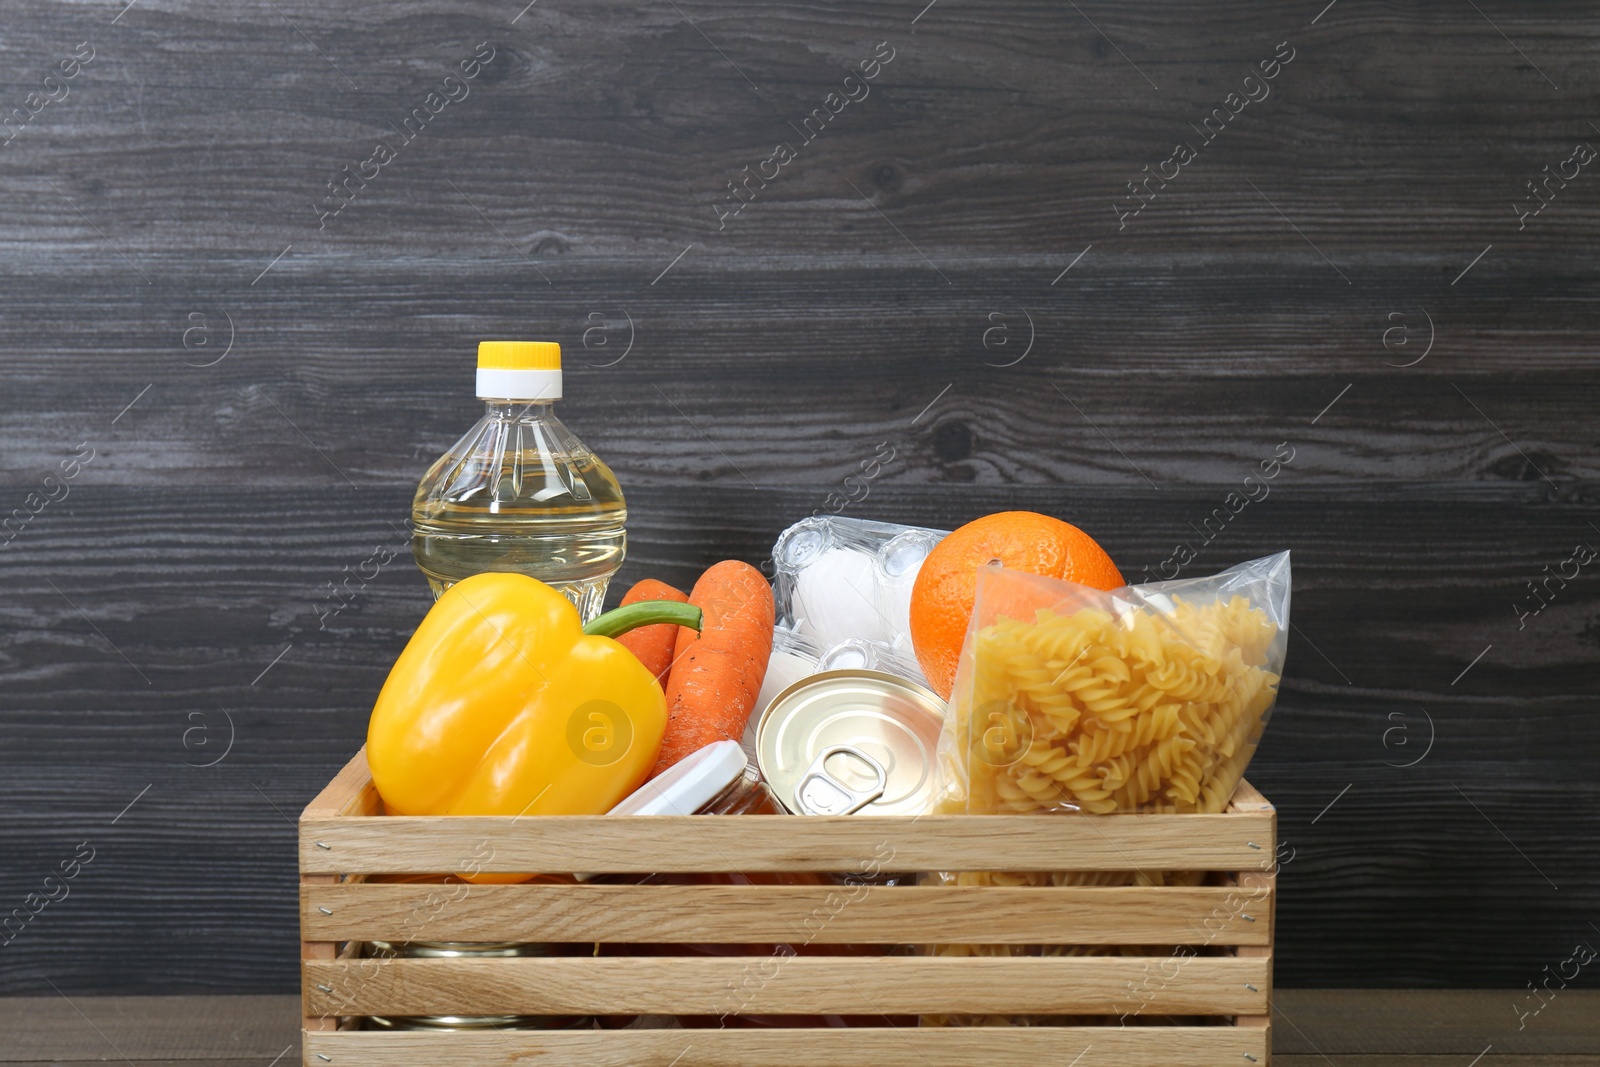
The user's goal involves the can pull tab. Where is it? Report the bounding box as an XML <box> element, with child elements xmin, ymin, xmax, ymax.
<box><xmin>792</xmin><ymin>745</ymin><xmax>887</xmax><ymax>816</ymax></box>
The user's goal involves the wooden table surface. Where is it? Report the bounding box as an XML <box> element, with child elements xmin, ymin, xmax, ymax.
<box><xmin>2</xmin><ymin>991</ymin><xmax>1595</xmax><ymax>1066</ymax></box>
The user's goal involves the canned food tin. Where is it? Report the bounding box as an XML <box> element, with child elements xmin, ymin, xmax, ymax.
<box><xmin>362</xmin><ymin>939</ymin><xmax>592</xmax><ymax>1031</ymax></box>
<box><xmin>755</xmin><ymin>669</ymin><xmax>946</xmax><ymax>816</ymax></box>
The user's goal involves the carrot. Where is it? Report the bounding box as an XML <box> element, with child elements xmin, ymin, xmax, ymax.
<box><xmin>650</xmin><ymin>560</ymin><xmax>775</xmax><ymax>777</ymax></box>
<box><xmin>613</xmin><ymin>578</ymin><xmax>689</xmax><ymax>686</ymax></box>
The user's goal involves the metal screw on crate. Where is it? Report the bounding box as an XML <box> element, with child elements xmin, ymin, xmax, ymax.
<box><xmin>565</xmin><ymin>699</ymin><xmax>632</xmax><ymax>767</ymax></box>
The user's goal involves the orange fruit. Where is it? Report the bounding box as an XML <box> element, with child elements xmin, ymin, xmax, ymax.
<box><xmin>910</xmin><ymin>511</ymin><xmax>1124</xmax><ymax>698</ymax></box>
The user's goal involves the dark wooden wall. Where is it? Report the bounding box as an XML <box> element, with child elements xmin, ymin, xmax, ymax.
<box><xmin>2</xmin><ymin>0</ymin><xmax>1597</xmax><ymax>994</ymax></box>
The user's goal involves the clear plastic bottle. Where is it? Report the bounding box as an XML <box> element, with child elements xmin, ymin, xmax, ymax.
<box><xmin>412</xmin><ymin>341</ymin><xmax>626</xmax><ymax>621</ymax></box>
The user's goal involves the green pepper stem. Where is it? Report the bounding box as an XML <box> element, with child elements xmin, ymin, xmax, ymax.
<box><xmin>583</xmin><ymin>599</ymin><xmax>703</xmax><ymax>638</ymax></box>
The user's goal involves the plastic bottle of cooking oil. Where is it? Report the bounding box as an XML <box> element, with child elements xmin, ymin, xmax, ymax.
<box><xmin>411</xmin><ymin>341</ymin><xmax>625</xmax><ymax>621</ymax></box>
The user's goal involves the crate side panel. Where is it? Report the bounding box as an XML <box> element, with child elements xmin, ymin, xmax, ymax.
<box><xmin>302</xmin><ymin>955</ymin><xmax>1269</xmax><ymax>1017</ymax></box>
<box><xmin>301</xmin><ymin>747</ymin><xmax>379</xmax><ymax>819</ymax></box>
<box><xmin>302</xmin><ymin>1026</ymin><xmax>1266</xmax><ymax>1067</ymax></box>
<box><xmin>300</xmin><ymin>882</ymin><xmax>1272</xmax><ymax>946</ymax></box>
<box><xmin>299</xmin><ymin>813</ymin><xmax>1274</xmax><ymax>875</ymax></box>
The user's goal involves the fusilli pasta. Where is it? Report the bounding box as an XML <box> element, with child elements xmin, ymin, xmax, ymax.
<box><xmin>924</xmin><ymin>573</ymin><xmax>1287</xmax><ymax>1027</ymax></box>
<box><xmin>950</xmin><ymin>593</ymin><xmax>1279</xmax><ymax>817</ymax></box>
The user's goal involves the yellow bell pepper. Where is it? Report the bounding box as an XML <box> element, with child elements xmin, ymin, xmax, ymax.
<box><xmin>367</xmin><ymin>571</ymin><xmax>702</xmax><ymax>819</ymax></box>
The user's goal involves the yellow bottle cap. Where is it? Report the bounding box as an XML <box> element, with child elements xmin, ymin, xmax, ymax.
<box><xmin>476</xmin><ymin>341</ymin><xmax>562</xmax><ymax>400</ymax></box>
<box><xmin>478</xmin><ymin>340</ymin><xmax>561</xmax><ymax>371</ymax></box>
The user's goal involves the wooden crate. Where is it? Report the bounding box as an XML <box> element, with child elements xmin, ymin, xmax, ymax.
<box><xmin>300</xmin><ymin>748</ymin><xmax>1276</xmax><ymax>1066</ymax></box>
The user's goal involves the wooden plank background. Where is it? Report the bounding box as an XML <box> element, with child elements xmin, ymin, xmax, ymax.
<box><xmin>1</xmin><ymin>0</ymin><xmax>1597</xmax><ymax>994</ymax></box>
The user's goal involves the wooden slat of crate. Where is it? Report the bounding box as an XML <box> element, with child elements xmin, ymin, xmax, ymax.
<box><xmin>299</xmin><ymin>747</ymin><xmax>378</xmax><ymax>1035</ymax></box>
<box><xmin>301</xmin><ymin>882</ymin><xmax>1272</xmax><ymax>945</ymax></box>
<box><xmin>1233</xmin><ymin>823</ymin><xmax>1277</xmax><ymax>1045</ymax></box>
<box><xmin>303</xmin><ymin>748</ymin><xmax>383</xmax><ymax>820</ymax></box>
<box><xmin>303</xmin><ymin>954</ymin><xmax>1270</xmax><ymax>1017</ymax></box>
<box><xmin>1230</xmin><ymin>779</ymin><xmax>1273</xmax><ymax>814</ymax></box>
<box><xmin>300</xmin><ymin>811</ymin><xmax>1272</xmax><ymax>874</ymax></box>
<box><xmin>300</xmin><ymin>748</ymin><xmax>1277</xmax><ymax>1061</ymax></box>
<box><xmin>302</xmin><ymin>1025</ymin><xmax>1269</xmax><ymax>1067</ymax></box>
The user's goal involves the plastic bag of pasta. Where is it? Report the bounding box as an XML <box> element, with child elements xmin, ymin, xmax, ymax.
<box><xmin>921</xmin><ymin>553</ymin><xmax>1290</xmax><ymax>1026</ymax></box>
<box><xmin>935</xmin><ymin>551</ymin><xmax>1290</xmax><ymax>817</ymax></box>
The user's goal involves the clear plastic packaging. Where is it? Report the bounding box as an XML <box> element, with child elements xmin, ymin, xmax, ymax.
<box><xmin>770</xmin><ymin>515</ymin><xmax>947</xmax><ymax>683</ymax></box>
<box><xmin>922</xmin><ymin>553</ymin><xmax>1290</xmax><ymax>1027</ymax></box>
<box><xmin>412</xmin><ymin>399</ymin><xmax>626</xmax><ymax>622</ymax></box>
<box><xmin>814</xmin><ymin>637</ymin><xmax>925</xmax><ymax>680</ymax></box>
<box><xmin>936</xmin><ymin>551</ymin><xmax>1290</xmax><ymax>817</ymax></box>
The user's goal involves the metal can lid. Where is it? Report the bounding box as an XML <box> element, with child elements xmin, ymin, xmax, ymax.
<box><xmin>755</xmin><ymin>669</ymin><xmax>946</xmax><ymax>816</ymax></box>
